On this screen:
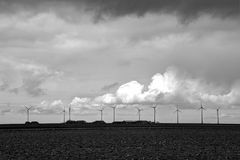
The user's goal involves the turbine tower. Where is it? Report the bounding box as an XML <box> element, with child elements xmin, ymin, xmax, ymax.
<box><xmin>98</xmin><ymin>107</ymin><xmax>104</xmax><ymax>121</ymax></box>
<box><xmin>217</xmin><ymin>107</ymin><xmax>220</xmax><ymax>124</ymax></box>
<box><xmin>199</xmin><ymin>102</ymin><xmax>206</xmax><ymax>124</ymax></box>
<box><xmin>174</xmin><ymin>105</ymin><xmax>181</xmax><ymax>124</ymax></box>
<box><xmin>136</xmin><ymin>107</ymin><xmax>143</xmax><ymax>121</ymax></box>
<box><xmin>25</xmin><ymin>105</ymin><xmax>33</xmax><ymax>122</ymax></box>
<box><xmin>63</xmin><ymin>106</ymin><xmax>66</xmax><ymax>123</ymax></box>
<box><xmin>111</xmin><ymin>104</ymin><xmax>117</xmax><ymax>122</ymax></box>
<box><xmin>152</xmin><ymin>104</ymin><xmax>157</xmax><ymax>123</ymax></box>
<box><xmin>68</xmin><ymin>104</ymin><xmax>71</xmax><ymax>121</ymax></box>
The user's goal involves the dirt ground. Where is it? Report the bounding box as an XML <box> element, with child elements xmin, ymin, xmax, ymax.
<box><xmin>0</xmin><ymin>128</ymin><xmax>240</xmax><ymax>159</ymax></box>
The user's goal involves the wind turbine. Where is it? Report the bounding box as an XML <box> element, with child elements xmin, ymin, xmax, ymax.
<box><xmin>98</xmin><ymin>105</ymin><xmax>104</xmax><ymax>121</ymax></box>
<box><xmin>216</xmin><ymin>107</ymin><xmax>220</xmax><ymax>124</ymax></box>
<box><xmin>63</xmin><ymin>106</ymin><xmax>66</xmax><ymax>123</ymax></box>
<box><xmin>174</xmin><ymin>105</ymin><xmax>181</xmax><ymax>124</ymax></box>
<box><xmin>25</xmin><ymin>105</ymin><xmax>33</xmax><ymax>122</ymax></box>
<box><xmin>111</xmin><ymin>104</ymin><xmax>117</xmax><ymax>122</ymax></box>
<box><xmin>99</xmin><ymin>109</ymin><xmax>104</xmax><ymax>121</ymax></box>
<box><xmin>136</xmin><ymin>107</ymin><xmax>143</xmax><ymax>121</ymax></box>
<box><xmin>152</xmin><ymin>104</ymin><xmax>157</xmax><ymax>123</ymax></box>
<box><xmin>68</xmin><ymin>104</ymin><xmax>72</xmax><ymax>121</ymax></box>
<box><xmin>199</xmin><ymin>102</ymin><xmax>206</xmax><ymax>124</ymax></box>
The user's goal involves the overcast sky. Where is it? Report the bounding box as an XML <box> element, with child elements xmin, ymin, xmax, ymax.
<box><xmin>0</xmin><ymin>0</ymin><xmax>239</xmax><ymax>124</ymax></box>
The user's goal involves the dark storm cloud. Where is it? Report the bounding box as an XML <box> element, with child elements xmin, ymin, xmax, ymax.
<box><xmin>86</xmin><ymin>0</ymin><xmax>240</xmax><ymax>22</ymax></box>
<box><xmin>0</xmin><ymin>0</ymin><xmax>239</xmax><ymax>22</ymax></box>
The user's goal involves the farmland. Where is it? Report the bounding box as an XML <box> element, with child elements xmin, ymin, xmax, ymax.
<box><xmin>0</xmin><ymin>128</ymin><xmax>240</xmax><ymax>159</ymax></box>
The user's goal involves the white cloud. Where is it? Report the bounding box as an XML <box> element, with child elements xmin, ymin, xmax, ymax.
<box><xmin>69</xmin><ymin>97</ymin><xmax>94</xmax><ymax>114</ymax></box>
<box><xmin>95</xmin><ymin>93</ymin><xmax>118</xmax><ymax>104</ymax></box>
<box><xmin>116</xmin><ymin>81</ymin><xmax>144</xmax><ymax>104</ymax></box>
<box><xmin>93</xmin><ymin>67</ymin><xmax>240</xmax><ymax>108</ymax></box>
<box><xmin>70</xmin><ymin>97</ymin><xmax>91</xmax><ymax>106</ymax></box>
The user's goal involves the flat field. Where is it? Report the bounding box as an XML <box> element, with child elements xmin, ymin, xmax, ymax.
<box><xmin>0</xmin><ymin>128</ymin><xmax>240</xmax><ymax>159</ymax></box>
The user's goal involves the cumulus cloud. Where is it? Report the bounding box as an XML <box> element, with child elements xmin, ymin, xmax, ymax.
<box><xmin>70</xmin><ymin>97</ymin><xmax>91</xmax><ymax>106</ymax></box>
<box><xmin>95</xmin><ymin>94</ymin><xmax>118</xmax><ymax>105</ymax></box>
<box><xmin>95</xmin><ymin>68</ymin><xmax>179</xmax><ymax>105</ymax></box>
<box><xmin>116</xmin><ymin>81</ymin><xmax>144</xmax><ymax>104</ymax></box>
<box><xmin>93</xmin><ymin>67</ymin><xmax>240</xmax><ymax>109</ymax></box>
